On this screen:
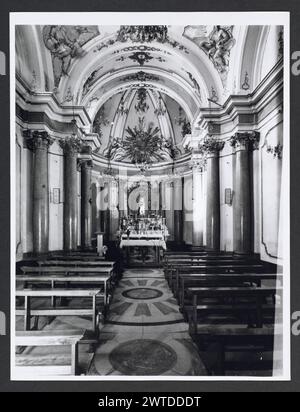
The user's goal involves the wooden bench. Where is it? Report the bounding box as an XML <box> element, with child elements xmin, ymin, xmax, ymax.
<box><xmin>16</xmin><ymin>273</ymin><xmax>112</xmax><ymax>311</ymax></box>
<box><xmin>16</xmin><ymin>288</ymin><xmax>102</xmax><ymax>334</ymax></box>
<box><xmin>178</xmin><ymin>273</ymin><xmax>282</xmax><ymax>306</ymax></box>
<box><xmin>165</xmin><ymin>264</ymin><xmax>266</xmax><ymax>290</ymax></box>
<box><xmin>14</xmin><ymin>329</ymin><xmax>84</xmax><ymax>376</ymax></box>
<box><xmin>21</xmin><ymin>265</ymin><xmax>114</xmax><ymax>275</ymax></box>
<box><xmin>187</xmin><ymin>286</ymin><xmax>281</xmax><ymax>331</ymax></box>
<box><xmin>38</xmin><ymin>260</ymin><xmax>115</xmax><ymax>267</ymax></box>
<box><xmin>49</xmin><ymin>254</ymin><xmax>105</xmax><ymax>261</ymax></box>
<box><xmin>191</xmin><ymin>325</ymin><xmax>282</xmax><ymax>375</ymax></box>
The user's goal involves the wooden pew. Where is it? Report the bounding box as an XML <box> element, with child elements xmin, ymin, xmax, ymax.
<box><xmin>191</xmin><ymin>325</ymin><xmax>282</xmax><ymax>376</ymax></box>
<box><xmin>186</xmin><ymin>286</ymin><xmax>281</xmax><ymax>332</ymax></box>
<box><xmin>178</xmin><ymin>273</ymin><xmax>282</xmax><ymax>309</ymax></box>
<box><xmin>165</xmin><ymin>264</ymin><xmax>266</xmax><ymax>290</ymax></box>
<box><xmin>48</xmin><ymin>254</ymin><xmax>105</xmax><ymax>261</ymax></box>
<box><xmin>16</xmin><ymin>273</ymin><xmax>112</xmax><ymax>311</ymax></box>
<box><xmin>20</xmin><ymin>265</ymin><xmax>116</xmax><ymax>282</ymax></box>
<box><xmin>38</xmin><ymin>260</ymin><xmax>115</xmax><ymax>267</ymax></box>
<box><xmin>16</xmin><ymin>288</ymin><xmax>102</xmax><ymax>334</ymax></box>
<box><xmin>14</xmin><ymin>330</ymin><xmax>84</xmax><ymax>376</ymax></box>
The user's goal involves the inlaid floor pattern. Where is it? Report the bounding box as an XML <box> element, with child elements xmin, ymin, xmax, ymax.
<box><xmin>88</xmin><ymin>268</ymin><xmax>207</xmax><ymax>376</ymax></box>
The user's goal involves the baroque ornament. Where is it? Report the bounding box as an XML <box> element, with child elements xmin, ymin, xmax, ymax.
<box><xmin>198</xmin><ymin>138</ymin><xmax>225</xmax><ymax>155</ymax></box>
<box><xmin>241</xmin><ymin>71</ymin><xmax>250</xmax><ymax>90</ymax></box>
<box><xmin>230</xmin><ymin>131</ymin><xmax>260</xmax><ymax>149</ymax></box>
<box><xmin>43</xmin><ymin>25</ymin><xmax>99</xmax><ymax>88</ymax></box>
<box><xmin>181</xmin><ymin>119</ymin><xmax>191</xmax><ymax>137</ymax></box>
<box><xmin>121</xmin><ymin>71</ymin><xmax>159</xmax><ymax>82</ymax></box>
<box><xmin>266</xmin><ymin>143</ymin><xmax>283</xmax><ymax>159</ymax></box>
<box><xmin>23</xmin><ymin>130</ymin><xmax>54</xmax><ymax>151</ymax></box>
<box><xmin>59</xmin><ymin>135</ymin><xmax>83</xmax><ymax>155</ymax></box>
<box><xmin>134</xmin><ymin>88</ymin><xmax>149</xmax><ymax>113</ymax></box>
<box><xmin>183</xmin><ymin>25</ymin><xmax>235</xmax><ymax>83</ymax></box>
<box><xmin>191</xmin><ymin>155</ymin><xmax>207</xmax><ymax>172</ymax></box>
<box><xmin>104</xmin><ymin>117</ymin><xmax>177</xmax><ymax>171</ymax></box>
<box><xmin>128</xmin><ymin>51</ymin><xmax>153</xmax><ymax>66</ymax></box>
<box><xmin>82</xmin><ymin>66</ymin><xmax>103</xmax><ymax>98</ymax></box>
<box><xmin>92</xmin><ymin>105</ymin><xmax>110</xmax><ymax>140</ymax></box>
<box><xmin>117</xmin><ymin>26</ymin><xmax>168</xmax><ymax>43</ymax></box>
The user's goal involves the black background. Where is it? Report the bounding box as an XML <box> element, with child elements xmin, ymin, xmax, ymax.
<box><xmin>0</xmin><ymin>0</ymin><xmax>299</xmax><ymax>392</ymax></box>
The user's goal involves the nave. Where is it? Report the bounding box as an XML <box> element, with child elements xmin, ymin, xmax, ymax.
<box><xmin>15</xmin><ymin>247</ymin><xmax>282</xmax><ymax>377</ymax></box>
<box><xmin>14</xmin><ymin>23</ymin><xmax>285</xmax><ymax>378</ymax></box>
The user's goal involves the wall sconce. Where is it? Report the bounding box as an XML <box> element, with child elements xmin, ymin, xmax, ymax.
<box><xmin>225</xmin><ymin>188</ymin><xmax>232</xmax><ymax>205</ymax></box>
<box><xmin>50</xmin><ymin>188</ymin><xmax>61</xmax><ymax>204</ymax></box>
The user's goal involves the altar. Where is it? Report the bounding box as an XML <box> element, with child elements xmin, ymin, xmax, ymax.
<box><xmin>118</xmin><ymin>216</ymin><xmax>168</xmax><ymax>267</ymax></box>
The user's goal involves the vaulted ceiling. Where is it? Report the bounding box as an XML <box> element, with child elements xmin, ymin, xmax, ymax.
<box><xmin>15</xmin><ymin>24</ymin><xmax>283</xmax><ymax>162</ymax></box>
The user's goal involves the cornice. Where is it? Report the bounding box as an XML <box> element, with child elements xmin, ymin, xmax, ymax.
<box><xmin>196</xmin><ymin>60</ymin><xmax>283</xmax><ymax>132</ymax></box>
<box><xmin>16</xmin><ymin>74</ymin><xmax>92</xmax><ymax>127</ymax></box>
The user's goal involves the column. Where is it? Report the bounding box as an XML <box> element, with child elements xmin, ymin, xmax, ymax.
<box><xmin>205</xmin><ymin>142</ymin><xmax>224</xmax><ymax>250</ymax></box>
<box><xmin>60</xmin><ymin>137</ymin><xmax>82</xmax><ymax>251</ymax></box>
<box><xmin>165</xmin><ymin>181</ymin><xmax>174</xmax><ymax>240</ymax></box>
<box><xmin>80</xmin><ymin>159</ymin><xmax>93</xmax><ymax>249</ymax></box>
<box><xmin>25</xmin><ymin>130</ymin><xmax>53</xmax><ymax>254</ymax></box>
<box><xmin>192</xmin><ymin>156</ymin><xmax>206</xmax><ymax>247</ymax></box>
<box><xmin>231</xmin><ymin>132</ymin><xmax>259</xmax><ymax>254</ymax></box>
<box><xmin>173</xmin><ymin>176</ymin><xmax>183</xmax><ymax>244</ymax></box>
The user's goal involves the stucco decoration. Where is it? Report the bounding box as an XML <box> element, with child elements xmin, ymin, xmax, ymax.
<box><xmin>43</xmin><ymin>25</ymin><xmax>100</xmax><ymax>88</ymax></box>
<box><xmin>183</xmin><ymin>25</ymin><xmax>235</xmax><ymax>83</ymax></box>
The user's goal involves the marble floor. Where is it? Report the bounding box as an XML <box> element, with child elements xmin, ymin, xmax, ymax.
<box><xmin>87</xmin><ymin>268</ymin><xmax>207</xmax><ymax>376</ymax></box>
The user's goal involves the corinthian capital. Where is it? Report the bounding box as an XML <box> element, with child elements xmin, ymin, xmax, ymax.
<box><xmin>199</xmin><ymin>137</ymin><xmax>225</xmax><ymax>155</ymax></box>
<box><xmin>230</xmin><ymin>131</ymin><xmax>260</xmax><ymax>150</ymax></box>
<box><xmin>23</xmin><ymin>130</ymin><xmax>54</xmax><ymax>151</ymax></box>
<box><xmin>59</xmin><ymin>136</ymin><xmax>83</xmax><ymax>155</ymax></box>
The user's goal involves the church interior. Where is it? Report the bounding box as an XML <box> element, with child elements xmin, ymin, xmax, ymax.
<box><xmin>14</xmin><ymin>24</ymin><xmax>285</xmax><ymax>378</ymax></box>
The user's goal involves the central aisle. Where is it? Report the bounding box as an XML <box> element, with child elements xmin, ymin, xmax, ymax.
<box><xmin>88</xmin><ymin>268</ymin><xmax>207</xmax><ymax>376</ymax></box>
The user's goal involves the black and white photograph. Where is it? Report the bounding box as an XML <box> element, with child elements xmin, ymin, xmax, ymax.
<box><xmin>11</xmin><ymin>12</ymin><xmax>290</xmax><ymax>381</ymax></box>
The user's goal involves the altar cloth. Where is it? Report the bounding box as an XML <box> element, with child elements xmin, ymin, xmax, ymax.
<box><xmin>119</xmin><ymin>239</ymin><xmax>167</xmax><ymax>250</ymax></box>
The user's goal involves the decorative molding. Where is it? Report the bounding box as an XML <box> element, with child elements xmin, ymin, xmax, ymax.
<box><xmin>241</xmin><ymin>71</ymin><xmax>250</xmax><ymax>91</ymax></box>
<box><xmin>266</xmin><ymin>143</ymin><xmax>283</xmax><ymax>159</ymax></box>
<box><xmin>229</xmin><ymin>131</ymin><xmax>260</xmax><ymax>150</ymax></box>
<box><xmin>190</xmin><ymin>155</ymin><xmax>207</xmax><ymax>172</ymax></box>
<box><xmin>92</xmin><ymin>105</ymin><xmax>110</xmax><ymax>140</ymax></box>
<box><xmin>82</xmin><ymin>67</ymin><xmax>103</xmax><ymax>98</ymax></box>
<box><xmin>30</xmin><ymin>70</ymin><xmax>38</xmax><ymax>92</ymax></box>
<box><xmin>210</xmin><ymin>86</ymin><xmax>219</xmax><ymax>103</ymax></box>
<box><xmin>128</xmin><ymin>51</ymin><xmax>154</xmax><ymax>66</ymax></box>
<box><xmin>185</xmin><ymin>71</ymin><xmax>201</xmax><ymax>95</ymax></box>
<box><xmin>117</xmin><ymin>26</ymin><xmax>168</xmax><ymax>43</ymax></box>
<box><xmin>121</xmin><ymin>71</ymin><xmax>159</xmax><ymax>82</ymax></box>
<box><xmin>154</xmin><ymin>95</ymin><xmax>167</xmax><ymax>116</ymax></box>
<box><xmin>181</xmin><ymin>119</ymin><xmax>191</xmax><ymax>137</ymax></box>
<box><xmin>63</xmin><ymin>86</ymin><xmax>74</xmax><ymax>103</ymax></box>
<box><xmin>134</xmin><ymin>88</ymin><xmax>149</xmax><ymax>113</ymax></box>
